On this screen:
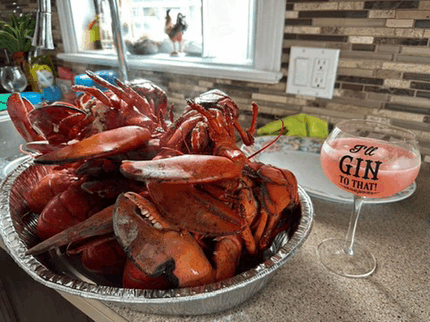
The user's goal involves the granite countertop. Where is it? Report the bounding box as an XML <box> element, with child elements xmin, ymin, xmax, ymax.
<box><xmin>101</xmin><ymin>165</ymin><xmax>430</xmax><ymax>322</ymax></box>
<box><xmin>1</xmin><ymin>161</ymin><xmax>428</xmax><ymax>322</ymax></box>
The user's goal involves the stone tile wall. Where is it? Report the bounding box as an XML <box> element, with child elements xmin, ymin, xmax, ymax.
<box><xmin>2</xmin><ymin>0</ymin><xmax>430</xmax><ymax>163</ymax></box>
<box><xmin>283</xmin><ymin>0</ymin><xmax>430</xmax><ymax>162</ymax></box>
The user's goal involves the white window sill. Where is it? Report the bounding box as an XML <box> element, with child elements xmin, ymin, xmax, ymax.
<box><xmin>57</xmin><ymin>52</ymin><xmax>283</xmax><ymax>84</ymax></box>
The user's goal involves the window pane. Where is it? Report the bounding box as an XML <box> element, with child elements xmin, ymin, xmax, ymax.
<box><xmin>121</xmin><ymin>0</ymin><xmax>203</xmax><ymax>56</ymax></box>
<box><xmin>70</xmin><ymin>0</ymin><xmax>254</xmax><ymax>66</ymax></box>
<box><xmin>202</xmin><ymin>0</ymin><xmax>254</xmax><ymax>65</ymax></box>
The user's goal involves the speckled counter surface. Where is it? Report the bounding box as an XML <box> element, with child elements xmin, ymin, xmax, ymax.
<box><xmin>101</xmin><ymin>166</ymin><xmax>430</xmax><ymax>322</ymax></box>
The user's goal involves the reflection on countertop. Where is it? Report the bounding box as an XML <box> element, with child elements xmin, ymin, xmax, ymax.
<box><xmin>0</xmin><ymin>113</ymin><xmax>26</xmax><ymax>179</ymax></box>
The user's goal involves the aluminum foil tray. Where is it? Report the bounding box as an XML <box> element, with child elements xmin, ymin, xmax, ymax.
<box><xmin>0</xmin><ymin>158</ymin><xmax>314</xmax><ymax>315</ymax></box>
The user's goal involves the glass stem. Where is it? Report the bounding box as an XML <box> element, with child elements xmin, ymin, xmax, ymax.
<box><xmin>344</xmin><ymin>195</ymin><xmax>365</xmax><ymax>256</ymax></box>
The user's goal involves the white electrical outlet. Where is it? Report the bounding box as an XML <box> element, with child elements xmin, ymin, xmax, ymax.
<box><xmin>311</xmin><ymin>58</ymin><xmax>329</xmax><ymax>89</ymax></box>
<box><xmin>286</xmin><ymin>47</ymin><xmax>340</xmax><ymax>99</ymax></box>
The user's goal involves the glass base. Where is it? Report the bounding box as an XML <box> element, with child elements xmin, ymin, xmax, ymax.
<box><xmin>317</xmin><ymin>238</ymin><xmax>376</xmax><ymax>278</ymax></box>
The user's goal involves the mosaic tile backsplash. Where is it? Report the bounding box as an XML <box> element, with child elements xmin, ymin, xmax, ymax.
<box><xmin>2</xmin><ymin>0</ymin><xmax>430</xmax><ymax>163</ymax></box>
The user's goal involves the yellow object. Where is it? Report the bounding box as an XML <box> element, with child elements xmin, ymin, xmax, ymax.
<box><xmin>89</xmin><ymin>16</ymin><xmax>101</xmax><ymax>43</ymax></box>
<box><xmin>90</xmin><ymin>26</ymin><xmax>101</xmax><ymax>43</ymax></box>
<box><xmin>257</xmin><ymin>114</ymin><xmax>329</xmax><ymax>139</ymax></box>
<box><xmin>29</xmin><ymin>64</ymin><xmax>54</xmax><ymax>92</ymax></box>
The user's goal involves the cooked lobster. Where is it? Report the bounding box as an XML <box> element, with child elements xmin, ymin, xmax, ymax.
<box><xmin>7</xmin><ymin>74</ymin><xmax>301</xmax><ymax>290</ymax></box>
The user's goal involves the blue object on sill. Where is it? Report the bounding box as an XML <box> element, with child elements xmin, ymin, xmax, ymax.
<box><xmin>96</xmin><ymin>70</ymin><xmax>118</xmax><ymax>87</ymax></box>
<box><xmin>74</xmin><ymin>74</ymin><xmax>95</xmax><ymax>87</ymax></box>
<box><xmin>74</xmin><ymin>70</ymin><xmax>118</xmax><ymax>94</ymax></box>
<box><xmin>43</xmin><ymin>86</ymin><xmax>63</xmax><ymax>102</ymax></box>
<box><xmin>21</xmin><ymin>92</ymin><xmax>43</xmax><ymax>106</ymax></box>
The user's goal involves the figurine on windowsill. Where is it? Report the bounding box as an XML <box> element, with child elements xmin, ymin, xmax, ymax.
<box><xmin>165</xmin><ymin>9</ymin><xmax>187</xmax><ymax>56</ymax></box>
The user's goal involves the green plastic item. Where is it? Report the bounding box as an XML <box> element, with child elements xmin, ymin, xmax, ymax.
<box><xmin>257</xmin><ymin>113</ymin><xmax>329</xmax><ymax>139</ymax></box>
<box><xmin>0</xmin><ymin>93</ymin><xmax>12</xmax><ymax>111</ymax></box>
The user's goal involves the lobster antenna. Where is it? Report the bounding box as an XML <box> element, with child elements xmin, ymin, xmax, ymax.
<box><xmin>247</xmin><ymin>119</ymin><xmax>285</xmax><ymax>160</ymax></box>
<box><xmin>158</xmin><ymin>104</ymin><xmax>168</xmax><ymax>131</ymax></box>
<box><xmin>168</xmin><ymin>103</ymin><xmax>175</xmax><ymax>123</ymax></box>
<box><xmin>181</xmin><ymin>127</ymin><xmax>192</xmax><ymax>153</ymax></box>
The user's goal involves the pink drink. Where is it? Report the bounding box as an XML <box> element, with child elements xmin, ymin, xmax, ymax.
<box><xmin>321</xmin><ymin>137</ymin><xmax>421</xmax><ymax>198</ymax></box>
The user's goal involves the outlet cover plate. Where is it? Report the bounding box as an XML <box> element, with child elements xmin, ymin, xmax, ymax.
<box><xmin>286</xmin><ymin>47</ymin><xmax>340</xmax><ymax>99</ymax></box>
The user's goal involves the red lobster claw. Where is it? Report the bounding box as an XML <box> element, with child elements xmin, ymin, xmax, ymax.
<box><xmin>7</xmin><ymin>94</ymin><xmax>46</xmax><ymax>142</ymax></box>
<box><xmin>35</xmin><ymin>126</ymin><xmax>152</xmax><ymax>164</ymax></box>
<box><xmin>28</xmin><ymin>105</ymin><xmax>86</xmax><ymax>144</ymax></box>
<box><xmin>26</xmin><ymin>205</ymin><xmax>115</xmax><ymax>256</ymax></box>
<box><xmin>146</xmin><ymin>182</ymin><xmax>245</xmax><ymax>236</ymax></box>
<box><xmin>121</xmin><ymin>154</ymin><xmax>242</xmax><ymax>183</ymax></box>
<box><xmin>113</xmin><ymin>192</ymin><xmax>215</xmax><ymax>288</ymax></box>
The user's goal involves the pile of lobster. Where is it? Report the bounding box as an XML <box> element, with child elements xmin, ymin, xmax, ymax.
<box><xmin>7</xmin><ymin>71</ymin><xmax>301</xmax><ymax>289</ymax></box>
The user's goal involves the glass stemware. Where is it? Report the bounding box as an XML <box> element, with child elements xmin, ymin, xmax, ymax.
<box><xmin>318</xmin><ymin>119</ymin><xmax>421</xmax><ymax>278</ymax></box>
<box><xmin>0</xmin><ymin>66</ymin><xmax>28</xmax><ymax>93</ymax></box>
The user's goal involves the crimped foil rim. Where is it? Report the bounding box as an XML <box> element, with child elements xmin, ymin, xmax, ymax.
<box><xmin>0</xmin><ymin>158</ymin><xmax>314</xmax><ymax>304</ymax></box>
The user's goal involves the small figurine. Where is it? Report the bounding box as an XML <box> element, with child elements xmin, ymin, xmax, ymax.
<box><xmin>165</xmin><ymin>9</ymin><xmax>188</xmax><ymax>56</ymax></box>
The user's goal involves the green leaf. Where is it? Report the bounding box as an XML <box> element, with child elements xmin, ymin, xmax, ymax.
<box><xmin>0</xmin><ymin>30</ymin><xmax>17</xmax><ymax>42</ymax></box>
<box><xmin>17</xmin><ymin>36</ymin><xmax>23</xmax><ymax>51</ymax></box>
<box><xmin>19</xmin><ymin>21</ymin><xmax>25</xmax><ymax>34</ymax></box>
<box><xmin>23</xmin><ymin>29</ymin><xmax>33</xmax><ymax>39</ymax></box>
<box><xmin>10</xmin><ymin>15</ymin><xmax>19</xmax><ymax>29</ymax></box>
<box><xmin>1</xmin><ymin>23</ymin><xmax>18</xmax><ymax>38</ymax></box>
<box><xmin>0</xmin><ymin>38</ymin><xmax>17</xmax><ymax>54</ymax></box>
<box><xmin>23</xmin><ymin>42</ymin><xmax>33</xmax><ymax>52</ymax></box>
<box><xmin>0</xmin><ymin>30</ymin><xmax>19</xmax><ymax>53</ymax></box>
<box><xmin>15</xmin><ymin>24</ymin><xmax>24</xmax><ymax>47</ymax></box>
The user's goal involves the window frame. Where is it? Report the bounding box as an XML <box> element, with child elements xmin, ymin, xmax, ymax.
<box><xmin>56</xmin><ymin>0</ymin><xmax>286</xmax><ymax>84</ymax></box>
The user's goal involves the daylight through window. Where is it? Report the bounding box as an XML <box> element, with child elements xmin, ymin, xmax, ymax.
<box><xmin>73</xmin><ymin>0</ymin><xmax>255</xmax><ymax>66</ymax></box>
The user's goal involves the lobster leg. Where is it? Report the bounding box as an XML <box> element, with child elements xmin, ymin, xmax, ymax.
<box><xmin>164</xmin><ymin>115</ymin><xmax>204</xmax><ymax>150</ymax></box>
<box><xmin>233</xmin><ymin>102</ymin><xmax>259</xmax><ymax>146</ymax></box>
<box><xmin>72</xmin><ymin>85</ymin><xmax>113</xmax><ymax>107</ymax></box>
<box><xmin>85</xmin><ymin>70</ymin><xmax>127</xmax><ymax>104</ymax></box>
<box><xmin>191</xmin><ymin>121</ymin><xmax>210</xmax><ymax>153</ymax></box>
<box><xmin>114</xmin><ymin>78</ymin><xmax>157</xmax><ymax>121</ymax></box>
<box><xmin>246</xmin><ymin>162</ymin><xmax>300</xmax><ymax>250</ymax></box>
<box><xmin>213</xmin><ymin>235</ymin><xmax>243</xmax><ymax>282</ymax></box>
<box><xmin>85</xmin><ymin>71</ymin><xmax>158</xmax><ymax>125</ymax></box>
<box><xmin>186</xmin><ymin>100</ymin><xmax>248</xmax><ymax>168</ymax></box>
<box><xmin>128</xmin><ymin>79</ymin><xmax>169</xmax><ymax>119</ymax></box>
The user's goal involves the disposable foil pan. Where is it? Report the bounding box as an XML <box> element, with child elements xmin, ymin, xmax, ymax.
<box><xmin>0</xmin><ymin>158</ymin><xmax>314</xmax><ymax>315</ymax></box>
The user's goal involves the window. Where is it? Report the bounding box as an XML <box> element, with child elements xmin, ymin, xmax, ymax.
<box><xmin>56</xmin><ymin>0</ymin><xmax>285</xmax><ymax>83</ymax></box>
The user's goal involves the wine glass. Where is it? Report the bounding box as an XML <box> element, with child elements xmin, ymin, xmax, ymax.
<box><xmin>0</xmin><ymin>66</ymin><xmax>28</xmax><ymax>93</ymax></box>
<box><xmin>318</xmin><ymin>119</ymin><xmax>421</xmax><ymax>278</ymax></box>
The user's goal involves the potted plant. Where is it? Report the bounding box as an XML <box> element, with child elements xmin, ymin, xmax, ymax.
<box><xmin>0</xmin><ymin>13</ymin><xmax>37</xmax><ymax>92</ymax></box>
<box><xmin>0</xmin><ymin>13</ymin><xmax>36</xmax><ymax>62</ymax></box>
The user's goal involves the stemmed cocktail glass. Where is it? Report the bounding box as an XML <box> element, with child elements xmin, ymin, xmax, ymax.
<box><xmin>0</xmin><ymin>66</ymin><xmax>28</xmax><ymax>93</ymax></box>
<box><xmin>318</xmin><ymin>119</ymin><xmax>421</xmax><ymax>278</ymax></box>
